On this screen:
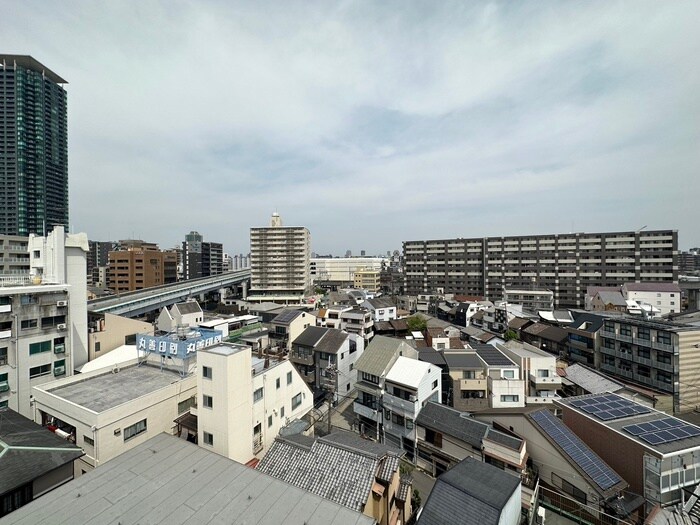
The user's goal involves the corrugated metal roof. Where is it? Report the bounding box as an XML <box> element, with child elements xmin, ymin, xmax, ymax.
<box><xmin>353</xmin><ymin>335</ymin><xmax>409</xmax><ymax>377</ymax></box>
<box><xmin>385</xmin><ymin>356</ymin><xmax>432</xmax><ymax>389</ymax></box>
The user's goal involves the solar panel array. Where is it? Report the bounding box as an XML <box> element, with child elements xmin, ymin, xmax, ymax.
<box><xmin>474</xmin><ymin>346</ymin><xmax>513</xmax><ymax>366</ymax></box>
<box><xmin>569</xmin><ymin>394</ymin><xmax>651</xmax><ymax>421</ymax></box>
<box><xmin>530</xmin><ymin>410</ymin><xmax>623</xmax><ymax>491</ymax></box>
<box><xmin>272</xmin><ymin>309</ymin><xmax>303</xmax><ymax>324</ymax></box>
<box><xmin>622</xmin><ymin>418</ymin><xmax>700</xmax><ymax>446</ymax></box>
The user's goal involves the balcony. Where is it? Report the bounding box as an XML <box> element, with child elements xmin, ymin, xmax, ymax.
<box><xmin>354</xmin><ymin>401</ymin><xmax>379</xmax><ymax>421</ymax></box>
<box><xmin>526</xmin><ymin>394</ymin><xmax>559</xmax><ymax>404</ymax></box>
<box><xmin>383</xmin><ymin>394</ymin><xmax>418</xmax><ymax>416</ymax></box>
<box><xmin>528</xmin><ymin>373</ymin><xmax>561</xmax><ymax>389</ymax></box>
<box><xmin>289</xmin><ymin>352</ymin><xmax>314</xmax><ymax>366</ymax></box>
<box><xmin>253</xmin><ymin>434</ymin><xmax>263</xmax><ymax>454</ymax></box>
<box><xmin>298</xmin><ymin>370</ymin><xmax>315</xmax><ymax>384</ymax></box>
<box><xmin>460</xmin><ymin>378</ymin><xmax>488</xmax><ymax>390</ymax></box>
<box><xmin>652</xmin><ymin>340</ymin><xmax>675</xmax><ymax>353</ymax></box>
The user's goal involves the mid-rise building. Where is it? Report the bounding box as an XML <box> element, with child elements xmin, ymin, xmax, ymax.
<box><xmin>196</xmin><ymin>342</ymin><xmax>314</xmax><ymax>464</ymax></box>
<box><xmin>86</xmin><ymin>240</ymin><xmax>116</xmax><ymax>286</ymax></box>
<box><xmin>310</xmin><ymin>257</ymin><xmax>386</xmax><ymax>289</ymax></box>
<box><xmin>0</xmin><ymin>56</ymin><xmax>68</xmax><ymax>236</ymax></box>
<box><xmin>353</xmin><ymin>267</ymin><xmax>381</xmax><ymax>293</ymax></box>
<box><xmin>403</xmin><ymin>230</ymin><xmax>678</xmax><ymax>308</ymax></box>
<box><xmin>107</xmin><ymin>240</ymin><xmax>177</xmax><ymax>293</ymax></box>
<box><xmin>0</xmin><ymin>235</ymin><xmax>29</xmax><ymax>276</ymax></box>
<box><xmin>503</xmin><ymin>287</ymin><xmax>553</xmax><ymax>312</ymax></box>
<box><xmin>181</xmin><ymin>231</ymin><xmax>223</xmax><ymax>280</ymax></box>
<box><xmin>621</xmin><ymin>283</ymin><xmax>682</xmax><ymax>316</ymax></box>
<box><xmin>0</xmin><ymin>226</ymin><xmax>88</xmax><ymax>417</ymax></box>
<box><xmin>249</xmin><ymin>212</ymin><xmax>311</xmax><ymax>304</ymax></box>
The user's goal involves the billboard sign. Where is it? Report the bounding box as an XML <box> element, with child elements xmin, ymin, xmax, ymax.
<box><xmin>136</xmin><ymin>328</ymin><xmax>222</xmax><ymax>360</ymax></box>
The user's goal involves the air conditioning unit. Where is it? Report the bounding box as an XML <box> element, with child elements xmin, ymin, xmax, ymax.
<box><xmin>56</xmin><ymin>300</ymin><xmax>68</xmax><ymax>307</ymax></box>
<box><xmin>57</xmin><ymin>323</ymin><xmax>67</xmax><ymax>331</ymax></box>
<box><xmin>53</xmin><ymin>366</ymin><xmax>65</xmax><ymax>376</ymax></box>
<box><xmin>409</xmin><ymin>395</ymin><xmax>417</xmax><ymax>402</ymax></box>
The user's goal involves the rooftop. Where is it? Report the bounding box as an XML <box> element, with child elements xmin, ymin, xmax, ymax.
<box><xmin>173</xmin><ymin>301</ymin><xmax>202</xmax><ymax>315</ymax></box>
<box><xmin>0</xmin><ymin>409</ymin><xmax>83</xmax><ymax>495</ymax></box>
<box><xmin>202</xmin><ymin>342</ymin><xmax>248</xmax><ymax>356</ymax></box>
<box><xmin>474</xmin><ymin>345</ymin><xmax>515</xmax><ymax>367</ymax></box>
<box><xmin>43</xmin><ymin>364</ymin><xmax>186</xmax><ymax>413</ymax></box>
<box><xmin>561</xmin><ymin>363</ymin><xmax>625</xmax><ymax>394</ymax></box>
<box><xmin>293</xmin><ymin>326</ymin><xmax>331</xmax><ymax>347</ymax></box>
<box><xmin>624</xmin><ymin>282</ymin><xmax>682</xmax><ymax>293</ymax></box>
<box><xmin>0</xmin><ymin>54</ymin><xmax>68</xmax><ymax>84</ymax></box>
<box><xmin>499</xmin><ymin>340</ymin><xmax>555</xmax><ymax>359</ymax></box>
<box><xmin>385</xmin><ymin>356</ymin><xmax>433</xmax><ymax>389</ymax></box>
<box><xmin>442</xmin><ymin>351</ymin><xmax>484</xmax><ymax>369</ymax></box>
<box><xmin>557</xmin><ymin>393</ymin><xmax>700</xmax><ymax>455</ymax></box>
<box><xmin>0</xmin><ymin>433</ymin><xmax>373</xmax><ymax>525</ymax></box>
<box><xmin>416</xmin><ymin>457</ymin><xmax>520</xmax><ymax>525</ymax></box>
<box><xmin>354</xmin><ymin>335</ymin><xmax>414</xmax><ymax>377</ymax></box>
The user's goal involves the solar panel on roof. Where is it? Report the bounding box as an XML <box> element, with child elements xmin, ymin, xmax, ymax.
<box><xmin>530</xmin><ymin>410</ymin><xmax>623</xmax><ymax>491</ymax></box>
<box><xmin>570</xmin><ymin>394</ymin><xmax>651</xmax><ymax>421</ymax></box>
<box><xmin>640</xmin><ymin>433</ymin><xmax>666</xmax><ymax>445</ymax></box>
<box><xmin>622</xmin><ymin>417</ymin><xmax>700</xmax><ymax>446</ymax></box>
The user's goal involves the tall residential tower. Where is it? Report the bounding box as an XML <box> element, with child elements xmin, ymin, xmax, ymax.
<box><xmin>0</xmin><ymin>55</ymin><xmax>68</xmax><ymax>236</ymax></box>
<box><xmin>249</xmin><ymin>213</ymin><xmax>311</xmax><ymax>304</ymax></box>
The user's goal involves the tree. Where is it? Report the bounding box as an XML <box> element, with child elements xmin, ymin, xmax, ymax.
<box><xmin>411</xmin><ymin>489</ymin><xmax>421</xmax><ymax>509</ymax></box>
<box><xmin>406</xmin><ymin>315</ymin><xmax>427</xmax><ymax>332</ymax></box>
<box><xmin>504</xmin><ymin>329</ymin><xmax>518</xmax><ymax>341</ymax></box>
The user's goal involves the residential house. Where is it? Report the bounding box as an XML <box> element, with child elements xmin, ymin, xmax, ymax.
<box><xmin>566</xmin><ymin>312</ymin><xmax>606</xmax><ymax>366</ymax></box>
<box><xmin>354</xmin><ymin>336</ymin><xmax>418</xmax><ymax>441</ymax></box>
<box><xmin>289</xmin><ymin>326</ymin><xmax>364</xmax><ymax>402</ymax></box>
<box><xmin>497</xmin><ymin>341</ymin><xmax>561</xmax><ymax>405</ymax></box>
<box><xmin>382</xmin><ymin>356</ymin><xmax>441</xmax><ymax>460</ymax></box>
<box><xmin>269</xmin><ymin>309</ymin><xmax>316</xmax><ymax>351</ymax></box>
<box><xmin>341</xmin><ymin>306</ymin><xmax>374</xmax><ymax>344</ymax></box>
<box><xmin>416</xmin><ymin>457</ymin><xmax>522</xmax><ymax>525</ymax></box>
<box><xmin>622</xmin><ymin>283</ymin><xmax>682</xmax><ymax>316</ymax></box>
<box><xmin>156</xmin><ymin>300</ymin><xmax>204</xmax><ymax>332</ymax></box>
<box><xmin>258</xmin><ymin>430</ymin><xmax>411</xmax><ymax>525</ymax></box>
<box><xmin>362</xmin><ymin>297</ymin><xmax>397</xmax><ymax>322</ymax></box>
<box><xmin>415</xmin><ymin>401</ymin><xmax>526</xmax><ymax>477</ymax></box>
<box><xmin>316</xmin><ymin>304</ymin><xmax>352</xmax><ymax>330</ymax></box>
<box><xmin>0</xmin><ymin>408</ymin><xmax>83</xmax><ymax>518</ymax></box>
<box><xmin>520</xmin><ymin>322</ymin><xmax>569</xmax><ymax>357</ymax></box>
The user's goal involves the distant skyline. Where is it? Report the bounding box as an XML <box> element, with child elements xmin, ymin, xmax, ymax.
<box><xmin>3</xmin><ymin>1</ymin><xmax>699</xmax><ymax>254</ymax></box>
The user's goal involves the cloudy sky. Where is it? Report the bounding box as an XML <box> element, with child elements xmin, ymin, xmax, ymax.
<box><xmin>4</xmin><ymin>1</ymin><xmax>699</xmax><ymax>255</ymax></box>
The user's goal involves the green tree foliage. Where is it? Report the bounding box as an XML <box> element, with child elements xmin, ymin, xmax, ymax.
<box><xmin>406</xmin><ymin>315</ymin><xmax>427</xmax><ymax>332</ymax></box>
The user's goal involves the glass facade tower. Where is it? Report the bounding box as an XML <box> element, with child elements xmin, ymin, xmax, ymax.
<box><xmin>0</xmin><ymin>55</ymin><xmax>68</xmax><ymax>236</ymax></box>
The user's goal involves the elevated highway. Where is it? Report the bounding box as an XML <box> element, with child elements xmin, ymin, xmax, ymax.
<box><xmin>88</xmin><ymin>269</ymin><xmax>251</xmax><ymax>317</ymax></box>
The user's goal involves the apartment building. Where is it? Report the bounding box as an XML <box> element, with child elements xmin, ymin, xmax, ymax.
<box><xmin>341</xmin><ymin>306</ymin><xmax>374</xmax><ymax>344</ymax></box>
<box><xmin>249</xmin><ymin>212</ymin><xmax>311</xmax><ymax>304</ymax></box>
<box><xmin>0</xmin><ymin>227</ymin><xmax>88</xmax><ymax>417</ymax></box>
<box><xmin>197</xmin><ymin>342</ymin><xmax>313</xmax><ymax>464</ymax></box>
<box><xmin>107</xmin><ymin>240</ymin><xmax>177</xmax><ymax>293</ymax></box>
<box><xmin>403</xmin><ymin>230</ymin><xmax>678</xmax><ymax>308</ymax></box>
<box><xmin>181</xmin><ymin>231</ymin><xmax>223</xmax><ymax>280</ymax></box>
<box><xmin>382</xmin><ymin>356</ymin><xmax>441</xmax><ymax>460</ymax></box>
<box><xmin>354</xmin><ymin>267</ymin><xmax>381</xmax><ymax>293</ymax></box>
<box><xmin>361</xmin><ymin>297</ymin><xmax>397</xmax><ymax>322</ymax></box>
<box><xmin>0</xmin><ymin>235</ymin><xmax>29</xmax><ymax>276</ymax></box>
<box><xmin>621</xmin><ymin>283</ymin><xmax>682</xmax><ymax>316</ymax></box>
<box><xmin>503</xmin><ymin>287</ymin><xmax>554</xmax><ymax>311</ymax></box>
<box><xmin>598</xmin><ymin>315</ymin><xmax>700</xmax><ymax>413</ymax></box>
<box><xmin>497</xmin><ymin>341</ymin><xmax>561</xmax><ymax>404</ymax></box>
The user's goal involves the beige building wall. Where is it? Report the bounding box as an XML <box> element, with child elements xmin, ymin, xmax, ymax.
<box><xmin>88</xmin><ymin>313</ymin><xmax>153</xmax><ymax>361</ymax></box>
<box><xmin>679</xmin><ymin>331</ymin><xmax>700</xmax><ymax>413</ymax></box>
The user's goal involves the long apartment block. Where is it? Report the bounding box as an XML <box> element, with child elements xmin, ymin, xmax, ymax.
<box><xmin>403</xmin><ymin>230</ymin><xmax>678</xmax><ymax>308</ymax></box>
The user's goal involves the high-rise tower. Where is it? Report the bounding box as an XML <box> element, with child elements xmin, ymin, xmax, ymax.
<box><xmin>0</xmin><ymin>55</ymin><xmax>68</xmax><ymax>236</ymax></box>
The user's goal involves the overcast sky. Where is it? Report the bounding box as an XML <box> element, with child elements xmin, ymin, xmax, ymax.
<box><xmin>4</xmin><ymin>1</ymin><xmax>699</xmax><ymax>255</ymax></box>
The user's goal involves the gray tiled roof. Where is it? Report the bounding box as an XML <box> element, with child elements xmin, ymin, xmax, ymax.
<box><xmin>443</xmin><ymin>351</ymin><xmax>483</xmax><ymax>369</ymax></box>
<box><xmin>1</xmin><ymin>433</ymin><xmax>374</xmax><ymax>525</ymax></box>
<box><xmin>376</xmin><ymin>455</ymin><xmax>401</xmax><ymax>483</ymax></box>
<box><xmin>484</xmin><ymin>428</ymin><xmax>522</xmax><ymax>451</ymax></box>
<box><xmin>563</xmin><ymin>363</ymin><xmax>624</xmax><ymax>394</ymax></box>
<box><xmin>292</xmin><ymin>326</ymin><xmax>330</xmax><ymax>347</ymax></box>
<box><xmin>417</xmin><ymin>457</ymin><xmax>520</xmax><ymax>525</ymax></box>
<box><xmin>353</xmin><ymin>335</ymin><xmax>411</xmax><ymax>377</ymax></box>
<box><xmin>319</xmin><ymin>429</ymin><xmax>402</xmax><ymax>458</ymax></box>
<box><xmin>314</xmin><ymin>329</ymin><xmax>348</xmax><ymax>355</ymax></box>
<box><xmin>174</xmin><ymin>301</ymin><xmax>202</xmax><ymax>315</ymax></box>
<box><xmin>418</xmin><ymin>348</ymin><xmax>447</xmax><ymax>366</ymax></box>
<box><xmin>366</xmin><ymin>297</ymin><xmax>395</xmax><ymax>309</ymax></box>
<box><xmin>397</xmin><ymin>476</ymin><xmax>412</xmax><ymax>502</ymax></box>
<box><xmin>416</xmin><ymin>402</ymin><xmax>489</xmax><ymax>448</ymax></box>
<box><xmin>0</xmin><ymin>409</ymin><xmax>84</xmax><ymax>495</ymax></box>
<box><xmin>258</xmin><ymin>435</ymin><xmax>385</xmax><ymax>512</ymax></box>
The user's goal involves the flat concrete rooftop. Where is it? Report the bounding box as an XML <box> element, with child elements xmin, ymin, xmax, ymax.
<box><xmin>46</xmin><ymin>365</ymin><xmax>185</xmax><ymax>413</ymax></box>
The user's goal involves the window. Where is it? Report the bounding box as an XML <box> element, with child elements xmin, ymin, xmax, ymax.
<box><xmin>349</xmin><ymin>340</ymin><xmax>357</xmax><ymax>353</ymax></box>
<box><xmin>637</xmin><ymin>327</ymin><xmax>650</xmax><ymax>340</ymax></box>
<box><xmin>21</xmin><ymin>319</ymin><xmax>37</xmax><ymax>330</ymax></box>
<box><xmin>551</xmin><ymin>473</ymin><xmax>586</xmax><ymax>504</ymax></box>
<box><xmin>268</xmin><ymin>415</ymin><xmax>273</xmax><ymax>428</ymax></box>
<box><xmin>462</xmin><ymin>370</ymin><xmax>476</xmax><ymax>379</ymax></box>
<box><xmin>54</xmin><ymin>359</ymin><xmax>66</xmax><ymax>376</ymax></box>
<box><xmin>287</xmin><ymin>371</ymin><xmax>292</xmax><ymax>385</ymax></box>
<box><xmin>657</xmin><ymin>332</ymin><xmax>672</xmax><ymax>345</ymax></box>
<box><xmin>432</xmin><ymin>380</ymin><xmax>438</xmax><ymax>389</ymax></box>
<box><xmin>638</xmin><ymin>348</ymin><xmax>650</xmax><ymax>359</ymax></box>
<box><xmin>502</xmin><ymin>370</ymin><xmax>515</xmax><ymax>379</ymax></box>
<box><xmin>124</xmin><ymin>419</ymin><xmax>147</xmax><ymax>441</ymax></box>
<box><xmin>406</xmin><ymin>418</ymin><xmax>414</xmax><ymax>430</ymax></box>
<box><xmin>41</xmin><ymin>315</ymin><xmax>66</xmax><ymax>329</ymax></box>
<box><xmin>276</xmin><ymin>377</ymin><xmax>280</xmax><ymax>389</ymax></box>
<box><xmin>292</xmin><ymin>392</ymin><xmax>302</xmax><ymax>410</ymax></box>
<box><xmin>341</xmin><ymin>352</ymin><xmax>345</xmax><ymax>360</ymax></box>
<box><xmin>0</xmin><ymin>347</ymin><xmax>7</xmax><ymax>366</ymax></box>
<box><xmin>202</xmin><ymin>366</ymin><xmax>212</xmax><ymax>379</ymax></box>
<box><xmin>392</xmin><ymin>413</ymin><xmax>405</xmax><ymax>426</ymax></box>
<box><xmin>94</xmin><ymin>342</ymin><xmax>101</xmax><ymax>353</ymax></box>
<box><xmin>657</xmin><ymin>353</ymin><xmax>672</xmax><ymax>365</ymax></box>
<box><xmin>203</xmin><ymin>395</ymin><xmax>213</xmax><ymax>409</ymax></box>
<box><xmin>84</xmin><ymin>435</ymin><xmax>94</xmax><ymax>446</ymax></box>
<box><xmin>620</xmin><ymin>325</ymin><xmax>632</xmax><ymax>337</ymax></box>
<box><xmin>637</xmin><ymin>365</ymin><xmax>651</xmax><ymax>378</ymax></box>
<box><xmin>500</xmin><ymin>395</ymin><xmax>519</xmax><ymax>403</ymax></box>
<box><xmin>20</xmin><ymin>295</ymin><xmax>37</xmax><ymax>305</ymax></box>
<box><xmin>29</xmin><ymin>341</ymin><xmax>51</xmax><ymax>355</ymax></box>
<box><xmin>537</xmin><ymin>370</ymin><xmax>549</xmax><ymax>378</ymax></box>
<box><xmin>280</xmin><ymin>406</ymin><xmax>285</xmax><ymax>418</ymax></box>
<box><xmin>254</xmin><ymin>387</ymin><xmax>264</xmax><ymax>403</ymax></box>
<box><xmin>0</xmin><ymin>400</ymin><xmax>7</xmax><ymax>408</ymax></box>
<box><xmin>203</xmin><ymin>432</ymin><xmax>214</xmax><ymax>446</ymax></box>
<box><xmin>425</xmin><ymin>428</ymin><xmax>442</xmax><ymax>448</ymax></box>
<box><xmin>657</xmin><ymin>370</ymin><xmax>673</xmax><ymax>384</ymax></box>
<box><xmin>436</xmin><ymin>343</ymin><xmax>445</xmax><ymax>350</ymax></box>
<box><xmin>29</xmin><ymin>364</ymin><xmax>51</xmax><ymax>378</ymax></box>
<box><xmin>602</xmin><ymin>355</ymin><xmax>615</xmax><ymax>366</ymax></box>
<box><xmin>361</xmin><ymin>372</ymin><xmax>379</xmax><ymax>384</ymax></box>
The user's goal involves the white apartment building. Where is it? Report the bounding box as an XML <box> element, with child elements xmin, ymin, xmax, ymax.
<box><xmin>249</xmin><ymin>212</ymin><xmax>311</xmax><ymax>304</ymax></box>
<box><xmin>362</xmin><ymin>297</ymin><xmax>397</xmax><ymax>322</ymax></box>
<box><xmin>31</xmin><ymin>360</ymin><xmax>197</xmax><ymax>474</ymax></box>
<box><xmin>197</xmin><ymin>343</ymin><xmax>313</xmax><ymax>464</ymax></box>
<box><xmin>622</xmin><ymin>283</ymin><xmax>682</xmax><ymax>316</ymax></box>
<box><xmin>310</xmin><ymin>257</ymin><xmax>386</xmax><ymax>285</ymax></box>
<box><xmin>316</xmin><ymin>305</ymin><xmax>352</xmax><ymax>329</ymax></box>
<box><xmin>497</xmin><ymin>340</ymin><xmax>561</xmax><ymax>404</ymax></box>
<box><xmin>383</xmin><ymin>356</ymin><xmax>441</xmax><ymax>461</ymax></box>
<box><xmin>502</xmin><ymin>288</ymin><xmax>554</xmax><ymax>312</ymax></box>
<box><xmin>0</xmin><ymin>226</ymin><xmax>88</xmax><ymax>418</ymax></box>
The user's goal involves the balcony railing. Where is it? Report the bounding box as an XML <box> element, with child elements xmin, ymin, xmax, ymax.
<box><xmin>253</xmin><ymin>434</ymin><xmax>263</xmax><ymax>454</ymax></box>
<box><xmin>460</xmin><ymin>378</ymin><xmax>488</xmax><ymax>390</ymax></box>
<box><xmin>383</xmin><ymin>394</ymin><xmax>417</xmax><ymax>415</ymax></box>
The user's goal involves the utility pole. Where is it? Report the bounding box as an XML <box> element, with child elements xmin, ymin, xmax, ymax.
<box><xmin>324</xmin><ymin>364</ymin><xmax>338</xmax><ymax>435</ymax></box>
